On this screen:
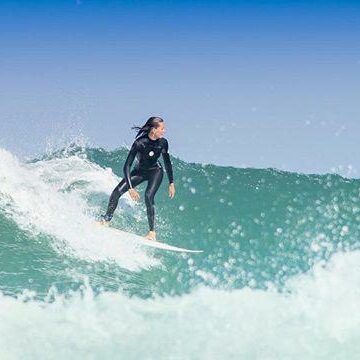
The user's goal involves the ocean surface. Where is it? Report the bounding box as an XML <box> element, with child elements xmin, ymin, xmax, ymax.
<box><xmin>0</xmin><ymin>144</ymin><xmax>360</xmax><ymax>359</ymax></box>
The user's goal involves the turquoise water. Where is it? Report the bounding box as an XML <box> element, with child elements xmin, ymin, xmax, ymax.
<box><xmin>0</xmin><ymin>145</ymin><xmax>360</xmax><ymax>359</ymax></box>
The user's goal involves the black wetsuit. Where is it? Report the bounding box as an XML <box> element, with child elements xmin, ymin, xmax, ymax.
<box><xmin>103</xmin><ymin>135</ymin><xmax>174</xmax><ymax>230</ymax></box>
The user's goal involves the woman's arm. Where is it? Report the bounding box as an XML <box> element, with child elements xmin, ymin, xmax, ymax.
<box><xmin>123</xmin><ymin>141</ymin><xmax>139</xmax><ymax>188</ymax></box>
<box><xmin>161</xmin><ymin>139</ymin><xmax>174</xmax><ymax>184</ymax></box>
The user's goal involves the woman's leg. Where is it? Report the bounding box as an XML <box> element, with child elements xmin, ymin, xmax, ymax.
<box><xmin>103</xmin><ymin>171</ymin><xmax>145</xmax><ymax>221</ymax></box>
<box><xmin>144</xmin><ymin>168</ymin><xmax>164</xmax><ymax>231</ymax></box>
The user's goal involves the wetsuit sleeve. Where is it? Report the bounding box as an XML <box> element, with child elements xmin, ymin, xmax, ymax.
<box><xmin>123</xmin><ymin>141</ymin><xmax>139</xmax><ymax>188</ymax></box>
<box><xmin>161</xmin><ymin>139</ymin><xmax>174</xmax><ymax>184</ymax></box>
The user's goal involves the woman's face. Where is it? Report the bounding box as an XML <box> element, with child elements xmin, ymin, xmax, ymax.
<box><xmin>152</xmin><ymin>122</ymin><xmax>166</xmax><ymax>139</ymax></box>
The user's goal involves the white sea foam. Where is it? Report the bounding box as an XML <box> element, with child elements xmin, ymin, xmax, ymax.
<box><xmin>0</xmin><ymin>148</ymin><xmax>159</xmax><ymax>270</ymax></box>
<box><xmin>0</xmin><ymin>250</ymin><xmax>359</xmax><ymax>359</ymax></box>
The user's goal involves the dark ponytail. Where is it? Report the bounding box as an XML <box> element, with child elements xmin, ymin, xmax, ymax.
<box><xmin>132</xmin><ymin>117</ymin><xmax>164</xmax><ymax>139</ymax></box>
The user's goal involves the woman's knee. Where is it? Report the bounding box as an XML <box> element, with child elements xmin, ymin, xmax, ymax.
<box><xmin>114</xmin><ymin>183</ymin><xmax>128</xmax><ymax>197</ymax></box>
<box><xmin>145</xmin><ymin>191</ymin><xmax>154</xmax><ymax>205</ymax></box>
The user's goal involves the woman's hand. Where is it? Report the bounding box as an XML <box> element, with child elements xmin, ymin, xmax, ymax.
<box><xmin>169</xmin><ymin>183</ymin><xmax>176</xmax><ymax>199</ymax></box>
<box><xmin>128</xmin><ymin>188</ymin><xmax>140</xmax><ymax>201</ymax></box>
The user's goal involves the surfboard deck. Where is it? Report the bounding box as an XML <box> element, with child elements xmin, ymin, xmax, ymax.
<box><xmin>96</xmin><ymin>224</ymin><xmax>203</xmax><ymax>253</ymax></box>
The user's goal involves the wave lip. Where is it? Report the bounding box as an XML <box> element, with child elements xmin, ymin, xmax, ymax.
<box><xmin>0</xmin><ymin>148</ymin><xmax>158</xmax><ymax>271</ymax></box>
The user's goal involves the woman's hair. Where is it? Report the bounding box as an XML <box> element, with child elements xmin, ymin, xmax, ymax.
<box><xmin>132</xmin><ymin>117</ymin><xmax>164</xmax><ymax>139</ymax></box>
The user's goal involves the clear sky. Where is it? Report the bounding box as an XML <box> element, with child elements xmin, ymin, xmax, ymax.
<box><xmin>0</xmin><ymin>0</ymin><xmax>359</xmax><ymax>176</ymax></box>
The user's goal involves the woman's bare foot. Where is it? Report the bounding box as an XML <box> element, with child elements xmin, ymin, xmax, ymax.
<box><xmin>145</xmin><ymin>231</ymin><xmax>156</xmax><ymax>241</ymax></box>
<box><xmin>97</xmin><ymin>219</ymin><xmax>110</xmax><ymax>227</ymax></box>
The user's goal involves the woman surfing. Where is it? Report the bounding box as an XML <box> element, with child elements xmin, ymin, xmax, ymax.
<box><xmin>100</xmin><ymin>117</ymin><xmax>176</xmax><ymax>241</ymax></box>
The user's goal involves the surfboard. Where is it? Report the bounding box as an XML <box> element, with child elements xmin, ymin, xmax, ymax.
<box><xmin>97</xmin><ymin>224</ymin><xmax>203</xmax><ymax>253</ymax></box>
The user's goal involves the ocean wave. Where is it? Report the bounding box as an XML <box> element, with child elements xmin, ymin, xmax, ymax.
<box><xmin>1</xmin><ymin>249</ymin><xmax>359</xmax><ymax>359</ymax></box>
<box><xmin>1</xmin><ymin>145</ymin><xmax>360</xmax><ymax>300</ymax></box>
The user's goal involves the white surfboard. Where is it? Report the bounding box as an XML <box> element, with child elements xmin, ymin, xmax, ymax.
<box><xmin>97</xmin><ymin>224</ymin><xmax>203</xmax><ymax>253</ymax></box>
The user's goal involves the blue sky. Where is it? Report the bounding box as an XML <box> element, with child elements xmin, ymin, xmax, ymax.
<box><xmin>0</xmin><ymin>0</ymin><xmax>359</xmax><ymax>176</ymax></box>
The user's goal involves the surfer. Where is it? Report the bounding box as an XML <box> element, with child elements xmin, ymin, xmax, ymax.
<box><xmin>100</xmin><ymin>117</ymin><xmax>176</xmax><ymax>241</ymax></box>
